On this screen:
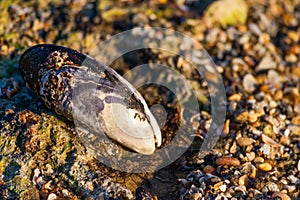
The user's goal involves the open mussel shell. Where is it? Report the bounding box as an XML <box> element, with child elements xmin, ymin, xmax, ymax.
<box><xmin>19</xmin><ymin>44</ymin><xmax>162</xmax><ymax>156</ymax></box>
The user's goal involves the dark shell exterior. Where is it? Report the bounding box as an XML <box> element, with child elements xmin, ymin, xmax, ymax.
<box><xmin>19</xmin><ymin>44</ymin><xmax>161</xmax><ymax>155</ymax></box>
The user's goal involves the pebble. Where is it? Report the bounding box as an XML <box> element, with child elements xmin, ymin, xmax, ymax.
<box><xmin>230</xmin><ymin>142</ymin><xmax>239</xmax><ymax>154</ymax></box>
<box><xmin>237</xmin><ymin>137</ymin><xmax>255</xmax><ymax>147</ymax></box>
<box><xmin>254</xmin><ymin>157</ymin><xmax>264</xmax><ymax>164</ymax></box>
<box><xmin>280</xmin><ymin>135</ymin><xmax>290</xmax><ymax>145</ymax></box>
<box><xmin>215</xmin><ymin>157</ymin><xmax>240</xmax><ymax>166</ymax></box>
<box><xmin>222</xmin><ymin>119</ymin><xmax>230</xmax><ymax>136</ymax></box>
<box><xmin>213</xmin><ymin>181</ymin><xmax>223</xmax><ymax>191</ymax></box>
<box><xmin>273</xmin><ymin>90</ymin><xmax>283</xmax><ymax>101</ymax></box>
<box><xmin>298</xmin><ymin>160</ymin><xmax>300</xmax><ymax>172</ymax></box>
<box><xmin>228</xmin><ymin>94</ymin><xmax>242</xmax><ymax>102</ymax></box>
<box><xmin>238</xmin><ymin>175</ymin><xmax>250</xmax><ymax>187</ymax></box>
<box><xmin>257</xmin><ymin>163</ymin><xmax>272</xmax><ymax>172</ymax></box>
<box><xmin>287</xmin><ymin>175</ymin><xmax>299</xmax><ymax>184</ymax></box>
<box><xmin>263</xmin><ymin>182</ymin><xmax>279</xmax><ymax>193</ymax></box>
<box><xmin>259</xmin><ymin>33</ymin><xmax>271</xmax><ymax>45</ymax></box>
<box><xmin>248</xmin><ymin>23</ymin><xmax>261</xmax><ymax>35</ymax></box>
<box><xmin>243</xmin><ymin>73</ymin><xmax>257</xmax><ymax>93</ymax></box>
<box><xmin>248</xmin><ymin>111</ymin><xmax>258</xmax><ymax>123</ymax></box>
<box><xmin>235</xmin><ymin>111</ymin><xmax>249</xmax><ymax>123</ymax></box>
<box><xmin>47</xmin><ymin>193</ymin><xmax>57</xmax><ymax>200</ymax></box>
<box><xmin>219</xmin><ymin>184</ymin><xmax>227</xmax><ymax>192</ymax></box>
<box><xmin>62</xmin><ymin>189</ymin><xmax>69</xmax><ymax>197</ymax></box>
<box><xmin>267</xmin><ymin>70</ymin><xmax>280</xmax><ymax>85</ymax></box>
<box><xmin>255</xmin><ymin>53</ymin><xmax>277</xmax><ymax>72</ymax></box>
<box><xmin>271</xmin><ymin>192</ymin><xmax>291</xmax><ymax>200</ymax></box>
<box><xmin>246</xmin><ymin>152</ymin><xmax>255</xmax><ymax>162</ymax></box>
<box><xmin>284</xmin><ymin>185</ymin><xmax>296</xmax><ymax>193</ymax></box>
<box><xmin>203</xmin><ymin>165</ymin><xmax>215</xmax><ymax>174</ymax></box>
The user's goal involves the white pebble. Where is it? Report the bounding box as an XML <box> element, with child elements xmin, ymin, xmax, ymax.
<box><xmin>47</xmin><ymin>193</ymin><xmax>57</xmax><ymax>200</ymax></box>
<box><xmin>219</xmin><ymin>184</ymin><xmax>227</xmax><ymax>192</ymax></box>
<box><xmin>263</xmin><ymin>144</ymin><xmax>271</xmax><ymax>155</ymax></box>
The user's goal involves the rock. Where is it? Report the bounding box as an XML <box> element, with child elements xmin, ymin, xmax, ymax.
<box><xmin>219</xmin><ymin>184</ymin><xmax>227</xmax><ymax>192</ymax></box>
<box><xmin>237</xmin><ymin>137</ymin><xmax>255</xmax><ymax>147</ymax></box>
<box><xmin>261</xmin><ymin>134</ymin><xmax>281</xmax><ymax>147</ymax></box>
<box><xmin>243</xmin><ymin>73</ymin><xmax>257</xmax><ymax>93</ymax></box>
<box><xmin>273</xmin><ymin>90</ymin><xmax>283</xmax><ymax>101</ymax></box>
<box><xmin>257</xmin><ymin>163</ymin><xmax>272</xmax><ymax>172</ymax></box>
<box><xmin>248</xmin><ymin>23</ymin><xmax>261</xmax><ymax>35</ymax></box>
<box><xmin>216</xmin><ymin>157</ymin><xmax>240</xmax><ymax>166</ymax></box>
<box><xmin>204</xmin><ymin>0</ymin><xmax>248</xmax><ymax>27</ymax></box>
<box><xmin>255</xmin><ymin>53</ymin><xmax>277</xmax><ymax>72</ymax></box>
<box><xmin>259</xmin><ymin>33</ymin><xmax>271</xmax><ymax>45</ymax></box>
<box><xmin>228</xmin><ymin>93</ymin><xmax>242</xmax><ymax>102</ymax></box>
<box><xmin>47</xmin><ymin>193</ymin><xmax>57</xmax><ymax>200</ymax></box>
<box><xmin>235</xmin><ymin>110</ymin><xmax>249</xmax><ymax>123</ymax></box>
<box><xmin>248</xmin><ymin>111</ymin><xmax>258</xmax><ymax>123</ymax></box>
<box><xmin>267</xmin><ymin>70</ymin><xmax>280</xmax><ymax>86</ymax></box>
<box><xmin>230</xmin><ymin>141</ymin><xmax>239</xmax><ymax>154</ymax></box>
<box><xmin>238</xmin><ymin>175</ymin><xmax>250</xmax><ymax>187</ymax></box>
<box><xmin>254</xmin><ymin>157</ymin><xmax>264</xmax><ymax>164</ymax></box>
<box><xmin>271</xmin><ymin>192</ymin><xmax>291</xmax><ymax>200</ymax></box>
<box><xmin>222</xmin><ymin>119</ymin><xmax>230</xmax><ymax>137</ymax></box>
<box><xmin>246</xmin><ymin>152</ymin><xmax>255</xmax><ymax>162</ymax></box>
<box><xmin>203</xmin><ymin>165</ymin><xmax>215</xmax><ymax>174</ymax></box>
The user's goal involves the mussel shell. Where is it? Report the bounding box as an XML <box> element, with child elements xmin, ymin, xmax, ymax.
<box><xmin>19</xmin><ymin>44</ymin><xmax>161</xmax><ymax>155</ymax></box>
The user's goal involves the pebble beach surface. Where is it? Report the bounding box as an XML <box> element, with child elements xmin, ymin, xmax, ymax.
<box><xmin>0</xmin><ymin>0</ymin><xmax>299</xmax><ymax>199</ymax></box>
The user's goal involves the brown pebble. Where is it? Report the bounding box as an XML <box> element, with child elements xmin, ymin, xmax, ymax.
<box><xmin>237</xmin><ymin>137</ymin><xmax>255</xmax><ymax>147</ymax></box>
<box><xmin>238</xmin><ymin>174</ymin><xmax>250</xmax><ymax>187</ymax></box>
<box><xmin>260</xmin><ymin>84</ymin><xmax>269</xmax><ymax>92</ymax></box>
<box><xmin>271</xmin><ymin>192</ymin><xmax>291</xmax><ymax>200</ymax></box>
<box><xmin>259</xmin><ymin>33</ymin><xmax>271</xmax><ymax>45</ymax></box>
<box><xmin>280</xmin><ymin>136</ymin><xmax>291</xmax><ymax>145</ymax></box>
<box><xmin>222</xmin><ymin>119</ymin><xmax>230</xmax><ymax>137</ymax></box>
<box><xmin>235</xmin><ymin>111</ymin><xmax>249</xmax><ymax>123</ymax></box>
<box><xmin>249</xmin><ymin>167</ymin><xmax>256</xmax><ymax>179</ymax></box>
<box><xmin>216</xmin><ymin>157</ymin><xmax>240</xmax><ymax>166</ymax></box>
<box><xmin>203</xmin><ymin>165</ymin><xmax>215</xmax><ymax>174</ymax></box>
<box><xmin>273</xmin><ymin>90</ymin><xmax>283</xmax><ymax>101</ymax></box>
<box><xmin>228</xmin><ymin>94</ymin><xmax>242</xmax><ymax>101</ymax></box>
<box><xmin>257</xmin><ymin>162</ymin><xmax>272</xmax><ymax>172</ymax></box>
<box><xmin>213</xmin><ymin>181</ymin><xmax>223</xmax><ymax>191</ymax></box>
<box><xmin>5</xmin><ymin>109</ymin><xmax>15</xmax><ymax>115</ymax></box>
<box><xmin>248</xmin><ymin>112</ymin><xmax>258</xmax><ymax>123</ymax></box>
<box><xmin>254</xmin><ymin>157</ymin><xmax>264</xmax><ymax>164</ymax></box>
<box><xmin>192</xmin><ymin>193</ymin><xmax>202</xmax><ymax>200</ymax></box>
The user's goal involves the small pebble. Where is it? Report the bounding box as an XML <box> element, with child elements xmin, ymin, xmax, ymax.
<box><xmin>228</xmin><ymin>94</ymin><xmax>242</xmax><ymax>101</ymax></box>
<box><xmin>219</xmin><ymin>184</ymin><xmax>227</xmax><ymax>192</ymax></box>
<box><xmin>243</xmin><ymin>73</ymin><xmax>257</xmax><ymax>93</ymax></box>
<box><xmin>203</xmin><ymin>165</ymin><xmax>215</xmax><ymax>174</ymax></box>
<box><xmin>254</xmin><ymin>157</ymin><xmax>264</xmax><ymax>164</ymax></box>
<box><xmin>47</xmin><ymin>193</ymin><xmax>57</xmax><ymax>200</ymax></box>
<box><xmin>237</xmin><ymin>137</ymin><xmax>255</xmax><ymax>147</ymax></box>
<box><xmin>216</xmin><ymin>157</ymin><xmax>240</xmax><ymax>166</ymax></box>
<box><xmin>271</xmin><ymin>192</ymin><xmax>291</xmax><ymax>200</ymax></box>
<box><xmin>246</xmin><ymin>152</ymin><xmax>255</xmax><ymax>162</ymax></box>
<box><xmin>257</xmin><ymin>163</ymin><xmax>272</xmax><ymax>172</ymax></box>
<box><xmin>62</xmin><ymin>189</ymin><xmax>69</xmax><ymax>197</ymax></box>
<box><xmin>235</xmin><ymin>111</ymin><xmax>249</xmax><ymax>123</ymax></box>
<box><xmin>238</xmin><ymin>175</ymin><xmax>250</xmax><ymax>187</ymax></box>
<box><xmin>256</xmin><ymin>53</ymin><xmax>276</xmax><ymax>72</ymax></box>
